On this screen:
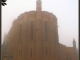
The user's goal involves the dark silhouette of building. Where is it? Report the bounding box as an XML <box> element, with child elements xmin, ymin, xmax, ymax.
<box><xmin>1</xmin><ymin>0</ymin><xmax>78</xmax><ymax>60</ymax></box>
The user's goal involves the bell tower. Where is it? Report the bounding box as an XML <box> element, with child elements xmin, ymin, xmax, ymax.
<box><xmin>36</xmin><ymin>0</ymin><xmax>42</xmax><ymax>11</ymax></box>
<box><xmin>73</xmin><ymin>38</ymin><xmax>76</xmax><ymax>49</ymax></box>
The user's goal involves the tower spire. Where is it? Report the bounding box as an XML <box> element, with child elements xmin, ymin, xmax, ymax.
<box><xmin>73</xmin><ymin>38</ymin><xmax>76</xmax><ymax>48</ymax></box>
<box><xmin>36</xmin><ymin>0</ymin><xmax>42</xmax><ymax>11</ymax></box>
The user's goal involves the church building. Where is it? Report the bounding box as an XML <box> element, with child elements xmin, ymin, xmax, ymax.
<box><xmin>1</xmin><ymin>0</ymin><xmax>78</xmax><ymax>60</ymax></box>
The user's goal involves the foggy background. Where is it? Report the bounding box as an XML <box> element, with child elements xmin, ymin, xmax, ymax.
<box><xmin>2</xmin><ymin>0</ymin><xmax>78</xmax><ymax>48</ymax></box>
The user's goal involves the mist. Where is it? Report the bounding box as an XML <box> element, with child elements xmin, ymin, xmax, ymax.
<box><xmin>2</xmin><ymin>0</ymin><xmax>78</xmax><ymax>48</ymax></box>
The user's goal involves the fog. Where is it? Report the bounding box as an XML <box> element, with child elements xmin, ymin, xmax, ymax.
<box><xmin>2</xmin><ymin>0</ymin><xmax>78</xmax><ymax>48</ymax></box>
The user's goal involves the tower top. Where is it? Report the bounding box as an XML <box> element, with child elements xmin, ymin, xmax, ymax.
<box><xmin>37</xmin><ymin>0</ymin><xmax>41</xmax><ymax>1</ymax></box>
<box><xmin>73</xmin><ymin>38</ymin><xmax>76</xmax><ymax>43</ymax></box>
<box><xmin>36</xmin><ymin>0</ymin><xmax>42</xmax><ymax>11</ymax></box>
<box><xmin>73</xmin><ymin>38</ymin><xmax>76</xmax><ymax>48</ymax></box>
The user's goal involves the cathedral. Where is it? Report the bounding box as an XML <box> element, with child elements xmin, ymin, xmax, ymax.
<box><xmin>1</xmin><ymin>0</ymin><xmax>78</xmax><ymax>60</ymax></box>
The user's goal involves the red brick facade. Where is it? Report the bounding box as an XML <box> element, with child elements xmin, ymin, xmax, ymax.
<box><xmin>1</xmin><ymin>0</ymin><xmax>78</xmax><ymax>60</ymax></box>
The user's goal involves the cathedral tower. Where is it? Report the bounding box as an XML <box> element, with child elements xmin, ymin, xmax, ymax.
<box><xmin>73</xmin><ymin>38</ymin><xmax>76</xmax><ymax>48</ymax></box>
<box><xmin>2</xmin><ymin>0</ymin><xmax>78</xmax><ymax>60</ymax></box>
<box><xmin>36</xmin><ymin>0</ymin><xmax>42</xmax><ymax>11</ymax></box>
<box><xmin>2</xmin><ymin>0</ymin><xmax>60</xmax><ymax>60</ymax></box>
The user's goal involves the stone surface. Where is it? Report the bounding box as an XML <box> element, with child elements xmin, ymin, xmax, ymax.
<box><xmin>1</xmin><ymin>0</ymin><xmax>78</xmax><ymax>60</ymax></box>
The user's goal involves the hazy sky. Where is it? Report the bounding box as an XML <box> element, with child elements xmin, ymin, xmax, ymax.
<box><xmin>2</xmin><ymin>0</ymin><xmax>78</xmax><ymax>48</ymax></box>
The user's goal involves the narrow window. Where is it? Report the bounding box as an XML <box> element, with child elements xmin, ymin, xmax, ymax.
<box><xmin>20</xmin><ymin>24</ymin><xmax>21</xmax><ymax>42</ymax></box>
<box><xmin>66</xmin><ymin>54</ymin><xmax>69</xmax><ymax>60</ymax></box>
<box><xmin>31</xmin><ymin>48</ymin><xmax>32</xmax><ymax>57</ymax></box>
<box><xmin>66</xmin><ymin>54</ymin><xmax>68</xmax><ymax>60</ymax></box>
<box><xmin>70</xmin><ymin>57</ymin><xmax>71</xmax><ymax>60</ymax></box>
<box><xmin>45</xmin><ymin>21</ymin><xmax>48</xmax><ymax>41</ymax></box>
<box><xmin>69</xmin><ymin>55</ymin><xmax>72</xmax><ymax>60</ymax></box>
<box><xmin>30</xmin><ymin>21</ymin><xmax>33</xmax><ymax>41</ymax></box>
<box><xmin>46</xmin><ymin>47</ymin><xmax>47</xmax><ymax>55</ymax></box>
<box><xmin>19</xmin><ymin>49</ymin><xmax>20</xmax><ymax>57</ymax></box>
